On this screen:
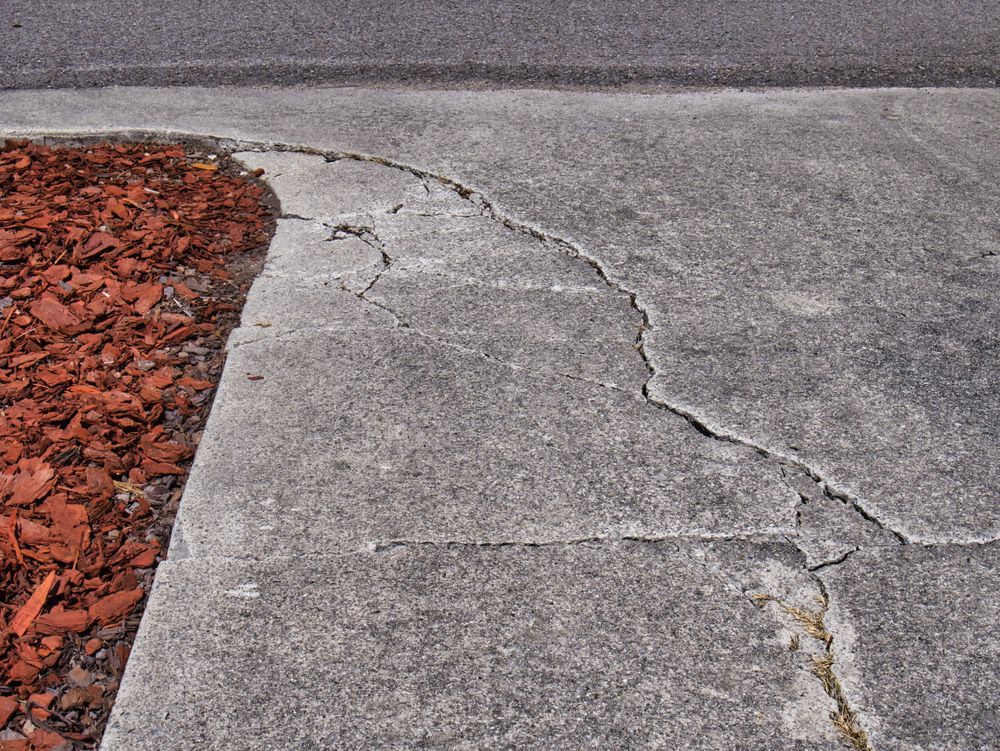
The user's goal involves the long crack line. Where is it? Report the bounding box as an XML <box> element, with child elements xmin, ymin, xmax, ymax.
<box><xmin>371</xmin><ymin>532</ymin><xmax>785</xmax><ymax>552</ymax></box>
<box><xmin>4</xmin><ymin>129</ymin><xmax>942</xmax><ymax>545</ymax></box>
<box><xmin>284</xmin><ymin>145</ymin><xmax>911</xmax><ymax>545</ymax></box>
<box><xmin>20</xmin><ymin>129</ymin><xmax>904</xmax><ymax>748</ymax></box>
<box><xmin>319</xmin><ymin>152</ymin><xmax>908</xmax><ymax>545</ymax></box>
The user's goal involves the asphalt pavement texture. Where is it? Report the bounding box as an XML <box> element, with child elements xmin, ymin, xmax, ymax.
<box><xmin>2</xmin><ymin>0</ymin><xmax>998</xmax><ymax>89</ymax></box>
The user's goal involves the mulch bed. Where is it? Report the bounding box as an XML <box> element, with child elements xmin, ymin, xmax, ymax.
<box><xmin>0</xmin><ymin>140</ymin><xmax>273</xmax><ymax>750</ymax></box>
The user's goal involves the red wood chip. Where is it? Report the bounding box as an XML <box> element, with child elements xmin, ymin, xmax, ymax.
<box><xmin>0</xmin><ymin>696</ymin><xmax>17</xmax><ymax>726</ymax></box>
<box><xmin>4</xmin><ymin>458</ymin><xmax>57</xmax><ymax>506</ymax></box>
<box><xmin>9</xmin><ymin>571</ymin><xmax>56</xmax><ymax>636</ymax></box>
<box><xmin>0</xmin><ymin>140</ymin><xmax>272</xmax><ymax>747</ymax></box>
<box><xmin>34</xmin><ymin>608</ymin><xmax>92</xmax><ymax>635</ymax></box>
<box><xmin>127</xmin><ymin>547</ymin><xmax>159</xmax><ymax>568</ymax></box>
<box><xmin>28</xmin><ymin>691</ymin><xmax>54</xmax><ymax>720</ymax></box>
<box><xmin>29</xmin><ymin>296</ymin><xmax>85</xmax><ymax>332</ymax></box>
<box><xmin>88</xmin><ymin>589</ymin><xmax>144</xmax><ymax>625</ymax></box>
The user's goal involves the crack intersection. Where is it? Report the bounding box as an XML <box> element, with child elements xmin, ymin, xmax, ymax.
<box><xmin>16</xmin><ymin>129</ymin><xmax>967</xmax><ymax>548</ymax></box>
<box><xmin>308</xmin><ymin>147</ymin><xmax>914</xmax><ymax>548</ymax></box>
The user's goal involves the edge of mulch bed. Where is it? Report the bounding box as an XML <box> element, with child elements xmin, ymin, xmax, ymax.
<box><xmin>0</xmin><ymin>136</ymin><xmax>278</xmax><ymax>750</ymax></box>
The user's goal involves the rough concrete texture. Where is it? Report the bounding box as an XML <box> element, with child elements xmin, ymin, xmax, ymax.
<box><xmin>2</xmin><ymin>86</ymin><xmax>997</xmax><ymax>749</ymax></box>
<box><xmin>3</xmin><ymin>86</ymin><xmax>996</xmax><ymax>543</ymax></box>
<box><xmin>104</xmin><ymin>544</ymin><xmax>843</xmax><ymax>751</ymax></box>
<box><xmin>822</xmin><ymin>544</ymin><xmax>1000</xmax><ymax>751</ymax></box>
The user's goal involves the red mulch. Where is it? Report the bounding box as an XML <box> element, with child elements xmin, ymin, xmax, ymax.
<box><xmin>0</xmin><ymin>140</ymin><xmax>273</xmax><ymax>750</ymax></box>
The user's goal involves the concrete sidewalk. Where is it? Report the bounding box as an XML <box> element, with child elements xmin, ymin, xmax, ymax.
<box><xmin>2</xmin><ymin>86</ymin><xmax>997</xmax><ymax>749</ymax></box>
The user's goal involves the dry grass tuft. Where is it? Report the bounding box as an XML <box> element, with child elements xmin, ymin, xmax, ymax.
<box><xmin>832</xmin><ymin>707</ymin><xmax>873</xmax><ymax>751</ymax></box>
<box><xmin>752</xmin><ymin>592</ymin><xmax>872</xmax><ymax>751</ymax></box>
<box><xmin>113</xmin><ymin>479</ymin><xmax>147</xmax><ymax>498</ymax></box>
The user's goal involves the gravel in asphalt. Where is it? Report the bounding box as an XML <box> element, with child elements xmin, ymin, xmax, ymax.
<box><xmin>1</xmin><ymin>1</ymin><xmax>998</xmax><ymax>89</ymax></box>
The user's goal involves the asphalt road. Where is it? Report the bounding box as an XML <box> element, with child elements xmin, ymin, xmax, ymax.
<box><xmin>2</xmin><ymin>0</ymin><xmax>997</xmax><ymax>89</ymax></box>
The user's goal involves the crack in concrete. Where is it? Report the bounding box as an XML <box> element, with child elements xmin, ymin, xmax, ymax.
<box><xmin>11</xmin><ymin>129</ymin><xmax>973</xmax><ymax>547</ymax></box>
<box><xmin>751</xmin><ymin>589</ymin><xmax>874</xmax><ymax>751</ymax></box>
<box><xmin>16</xmin><ymin>130</ymin><xmax>974</xmax><ymax>749</ymax></box>
<box><xmin>668</xmin><ymin>539</ymin><xmax>874</xmax><ymax>748</ymax></box>
<box><xmin>777</xmin><ymin>467</ymin><xmax>890</xmax><ymax>573</ymax></box>
<box><xmin>320</xmin><ymin>217</ymin><xmax>639</xmax><ymax>395</ymax></box>
<box><xmin>409</xmin><ymin>327</ymin><xmax>633</xmax><ymax>394</ymax></box>
<box><xmin>807</xmin><ymin>547</ymin><xmax>860</xmax><ymax>573</ymax></box>
<box><xmin>325</xmin><ymin>221</ymin><xmax>411</xmax><ymax>328</ymax></box>
<box><xmin>370</xmin><ymin>533</ymin><xmax>773</xmax><ymax>552</ymax></box>
<box><xmin>306</xmin><ymin>148</ymin><xmax>913</xmax><ymax>547</ymax></box>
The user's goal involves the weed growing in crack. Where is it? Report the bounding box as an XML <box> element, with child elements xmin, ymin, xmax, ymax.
<box><xmin>752</xmin><ymin>593</ymin><xmax>873</xmax><ymax>751</ymax></box>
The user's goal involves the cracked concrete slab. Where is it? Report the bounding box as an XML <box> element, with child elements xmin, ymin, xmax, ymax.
<box><xmin>784</xmin><ymin>472</ymin><xmax>900</xmax><ymax>571</ymax></box>
<box><xmin>822</xmin><ymin>544</ymin><xmax>1000</xmax><ymax>750</ymax></box>
<box><xmin>368</xmin><ymin>214</ymin><xmax>605</xmax><ymax>291</ymax></box>
<box><xmin>174</xmin><ymin>328</ymin><xmax>793</xmax><ymax>559</ymax></box>
<box><xmin>236</xmin><ymin>150</ymin><xmax>650</xmax><ymax>389</ymax></box>
<box><xmin>4</xmin><ymin>86</ymin><xmax>998</xmax><ymax>748</ymax></box>
<box><xmin>5</xmin><ymin>85</ymin><xmax>993</xmax><ymax>543</ymax></box>
<box><xmin>258</xmin><ymin>218</ymin><xmax>384</xmax><ymax>282</ymax></box>
<box><xmin>232</xmin><ymin>219</ymin><xmax>395</xmax><ymax>338</ymax></box>
<box><xmin>102</xmin><ymin>543</ymin><xmax>843</xmax><ymax>751</ymax></box>
<box><xmin>366</xmin><ymin>279</ymin><xmax>646</xmax><ymax>388</ymax></box>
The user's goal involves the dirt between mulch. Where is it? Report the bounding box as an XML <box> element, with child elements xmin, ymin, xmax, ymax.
<box><xmin>0</xmin><ymin>139</ymin><xmax>275</xmax><ymax>750</ymax></box>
